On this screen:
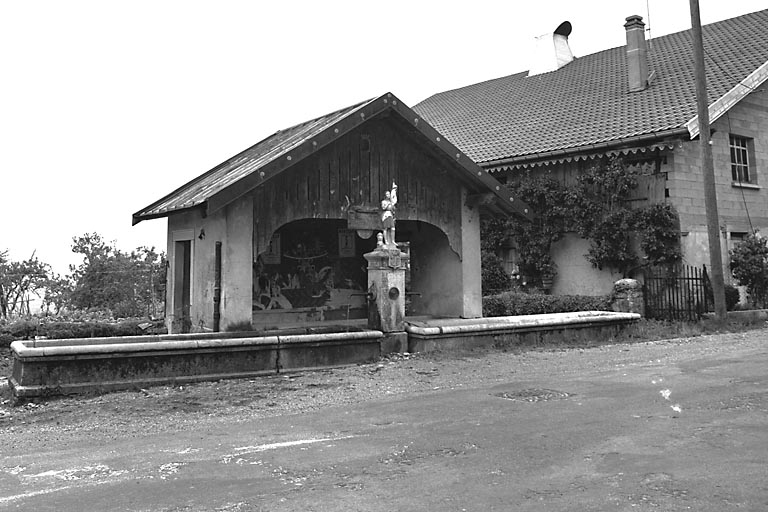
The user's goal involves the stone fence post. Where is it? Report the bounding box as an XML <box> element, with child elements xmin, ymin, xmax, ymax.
<box><xmin>611</xmin><ymin>278</ymin><xmax>644</xmax><ymax>316</ymax></box>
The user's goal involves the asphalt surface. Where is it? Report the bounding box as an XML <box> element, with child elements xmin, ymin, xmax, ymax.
<box><xmin>1</xmin><ymin>330</ymin><xmax>767</xmax><ymax>511</ymax></box>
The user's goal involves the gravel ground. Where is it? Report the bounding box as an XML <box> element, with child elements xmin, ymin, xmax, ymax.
<box><xmin>1</xmin><ymin>328</ymin><xmax>766</xmax><ymax>457</ymax></box>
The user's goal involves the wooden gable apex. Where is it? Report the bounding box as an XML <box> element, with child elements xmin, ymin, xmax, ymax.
<box><xmin>132</xmin><ymin>93</ymin><xmax>532</xmax><ymax>226</ymax></box>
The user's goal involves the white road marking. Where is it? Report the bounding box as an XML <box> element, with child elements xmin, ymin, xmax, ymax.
<box><xmin>220</xmin><ymin>435</ymin><xmax>357</xmax><ymax>463</ymax></box>
<box><xmin>234</xmin><ymin>435</ymin><xmax>355</xmax><ymax>454</ymax></box>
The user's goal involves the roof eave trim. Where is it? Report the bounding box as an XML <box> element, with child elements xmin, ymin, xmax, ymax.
<box><xmin>481</xmin><ymin>127</ymin><xmax>690</xmax><ymax>170</ymax></box>
<box><xmin>132</xmin><ymin>203</ymin><xmax>206</xmax><ymax>226</ymax></box>
<box><xmin>686</xmin><ymin>59</ymin><xmax>768</xmax><ymax>139</ymax></box>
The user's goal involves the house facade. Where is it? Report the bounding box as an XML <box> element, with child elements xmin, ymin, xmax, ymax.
<box><xmin>414</xmin><ymin>10</ymin><xmax>768</xmax><ymax>296</ymax></box>
<box><xmin>133</xmin><ymin>93</ymin><xmax>530</xmax><ymax>333</ymax></box>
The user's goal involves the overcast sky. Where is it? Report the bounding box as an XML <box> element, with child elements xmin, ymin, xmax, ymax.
<box><xmin>2</xmin><ymin>0</ymin><xmax>766</xmax><ymax>275</ymax></box>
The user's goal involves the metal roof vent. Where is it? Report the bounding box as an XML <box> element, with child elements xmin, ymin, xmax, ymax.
<box><xmin>528</xmin><ymin>21</ymin><xmax>574</xmax><ymax>77</ymax></box>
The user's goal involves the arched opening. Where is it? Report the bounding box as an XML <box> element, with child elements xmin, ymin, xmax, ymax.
<box><xmin>252</xmin><ymin>218</ymin><xmax>462</xmax><ymax>327</ymax></box>
<box><xmin>253</xmin><ymin>219</ymin><xmax>377</xmax><ymax>327</ymax></box>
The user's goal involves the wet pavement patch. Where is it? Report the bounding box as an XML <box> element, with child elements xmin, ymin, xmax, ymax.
<box><xmin>493</xmin><ymin>389</ymin><xmax>572</xmax><ymax>402</ymax></box>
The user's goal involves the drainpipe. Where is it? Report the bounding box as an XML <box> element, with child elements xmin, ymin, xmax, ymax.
<box><xmin>214</xmin><ymin>241</ymin><xmax>222</xmax><ymax>332</ymax></box>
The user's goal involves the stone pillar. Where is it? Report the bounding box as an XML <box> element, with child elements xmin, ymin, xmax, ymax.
<box><xmin>611</xmin><ymin>278</ymin><xmax>644</xmax><ymax>316</ymax></box>
<box><xmin>364</xmin><ymin>246</ymin><xmax>410</xmax><ymax>333</ymax></box>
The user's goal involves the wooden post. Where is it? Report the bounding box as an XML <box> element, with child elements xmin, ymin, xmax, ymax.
<box><xmin>689</xmin><ymin>0</ymin><xmax>727</xmax><ymax>320</ymax></box>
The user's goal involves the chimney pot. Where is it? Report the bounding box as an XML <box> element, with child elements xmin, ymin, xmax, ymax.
<box><xmin>624</xmin><ymin>14</ymin><xmax>649</xmax><ymax>92</ymax></box>
<box><xmin>528</xmin><ymin>21</ymin><xmax>575</xmax><ymax>76</ymax></box>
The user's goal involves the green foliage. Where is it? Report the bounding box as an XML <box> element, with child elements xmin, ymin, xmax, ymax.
<box><xmin>481</xmin><ymin>252</ymin><xmax>513</xmax><ymax>294</ymax></box>
<box><xmin>2</xmin><ymin>319</ymin><xmax>39</xmax><ymax>339</ymax></box>
<box><xmin>634</xmin><ymin>204</ymin><xmax>683</xmax><ymax>266</ymax></box>
<box><xmin>225</xmin><ymin>320</ymin><xmax>253</xmax><ymax>332</ymax></box>
<box><xmin>480</xmin><ymin>217</ymin><xmax>510</xmax><ymax>254</ymax></box>
<box><xmin>0</xmin><ymin>319</ymin><xmax>148</xmax><ymax>341</ymax></box>
<box><xmin>480</xmin><ymin>218</ymin><xmax>515</xmax><ymax>294</ymax></box>
<box><xmin>724</xmin><ymin>284</ymin><xmax>741</xmax><ymax>311</ymax></box>
<box><xmin>507</xmin><ymin>176</ymin><xmax>569</xmax><ymax>283</ymax></box>
<box><xmin>483</xmin><ymin>291</ymin><xmax>611</xmax><ymax>317</ymax></box>
<box><xmin>68</xmin><ymin>233</ymin><xmax>166</xmax><ymax>318</ymax></box>
<box><xmin>0</xmin><ymin>250</ymin><xmax>51</xmax><ymax>319</ymax></box>
<box><xmin>583</xmin><ymin>209</ymin><xmax>636</xmax><ymax>272</ymax></box>
<box><xmin>0</xmin><ymin>333</ymin><xmax>14</xmax><ymax>349</ymax></box>
<box><xmin>42</xmin><ymin>320</ymin><xmax>146</xmax><ymax>339</ymax></box>
<box><xmin>507</xmin><ymin>157</ymin><xmax>682</xmax><ymax>279</ymax></box>
<box><xmin>730</xmin><ymin>233</ymin><xmax>768</xmax><ymax>307</ymax></box>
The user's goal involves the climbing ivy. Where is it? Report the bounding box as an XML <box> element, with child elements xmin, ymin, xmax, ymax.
<box><xmin>498</xmin><ymin>156</ymin><xmax>682</xmax><ymax>282</ymax></box>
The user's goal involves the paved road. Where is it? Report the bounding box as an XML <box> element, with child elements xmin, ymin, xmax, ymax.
<box><xmin>1</xmin><ymin>332</ymin><xmax>768</xmax><ymax>511</ymax></box>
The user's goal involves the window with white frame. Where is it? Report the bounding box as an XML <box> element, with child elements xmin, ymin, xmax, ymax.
<box><xmin>730</xmin><ymin>134</ymin><xmax>752</xmax><ymax>183</ymax></box>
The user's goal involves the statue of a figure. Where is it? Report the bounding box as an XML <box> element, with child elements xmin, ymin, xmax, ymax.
<box><xmin>381</xmin><ymin>182</ymin><xmax>398</xmax><ymax>248</ymax></box>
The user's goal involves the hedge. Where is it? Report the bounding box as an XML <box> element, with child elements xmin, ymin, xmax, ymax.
<box><xmin>0</xmin><ymin>319</ymin><xmax>153</xmax><ymax>346</ymax></box>
<box><xmin>483</xmin><ymin>292</ymin><xmax>611</xmax><ymax>317</ymax></box>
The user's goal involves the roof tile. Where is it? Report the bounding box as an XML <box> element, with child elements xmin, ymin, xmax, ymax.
<box><xmin>413</xmin><ymin>10</ymin><xmax>768</xmax><ymax>164</ymax></box>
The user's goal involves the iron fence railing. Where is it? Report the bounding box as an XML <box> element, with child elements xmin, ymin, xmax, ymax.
<box><xmin>643</xmin><ymin>264</ymin><xmax>711</xmax><ymax>321</ymax></box>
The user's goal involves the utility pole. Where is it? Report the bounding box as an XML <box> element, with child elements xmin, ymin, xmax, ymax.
<box><xmin>689</xmin><ymin>0</ymin><xmax>727</xmax><ymax>320</ymax></box>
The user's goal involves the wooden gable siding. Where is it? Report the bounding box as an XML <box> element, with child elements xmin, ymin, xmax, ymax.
<box><xmin>253</xmin><ymin>115</ymin><xmax>463</xmax><ymax>257</ymax></box>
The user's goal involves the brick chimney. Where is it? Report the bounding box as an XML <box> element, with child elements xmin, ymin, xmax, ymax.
<box><xmin>624</xmin><ymin>15</ymin><xmax>649</xmax><ymax>92</ymax></box>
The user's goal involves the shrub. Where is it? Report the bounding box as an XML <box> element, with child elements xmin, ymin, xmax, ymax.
<box><xmin>0</xmin><ymin>333</ymin><xmax>15</xmax><ymax>349</ymax></box>
<box><xmin>481</xmin><ymin>252</ymin><xmax>513</xmax><ymax>294</ymax></box>
<box><xmin>483</xmin><ymin>292</ymin><xmax>611</xmax><ymax>317</ymax></box>
<box><xmin>226</xmin><ymin>320</ymin><xmax>253</xmax><ymax>332</ymax></box>
<box><xmin>730</xmin><ymin>233</ymin><xmax>768</xmax><ymax>307</ymax></box>
<box><xmin>724</xmin><ymin>284</ymin><xmax>740</xmax><ymax>311</ymax></box>
<box><xmin>42</xmin><ymin>320</ymin><xmax>145</xmax><ymax>340</ymax></box>
<box><xmin>4</xmin><ymin>320</ymin><xmax>39</xmax><ymax>339</ymax></box>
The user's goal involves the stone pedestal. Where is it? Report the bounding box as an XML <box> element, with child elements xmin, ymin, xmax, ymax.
<box><xmin>364</xmin><ymin>247</ymin><xmax>410</xmax><ymax>332</ymax></box>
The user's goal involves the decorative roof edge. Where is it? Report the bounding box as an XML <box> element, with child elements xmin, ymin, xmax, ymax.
<box><xmin>480</xmin><ymin>127</ymin><xmax>689</xmax><ymax>172</ymax></box>
<box><xmin>686</xmin><ymin>59</ymin><xmax>768</xmax><ymax>139</ymax></box>
<box><xmin>485</xmin><ymin>141</ymin><xmax>679</xmax><ymax>173</ymax></box>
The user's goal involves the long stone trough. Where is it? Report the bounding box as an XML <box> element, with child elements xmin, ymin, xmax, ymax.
<box><xmin>9</xmin><ymin>328</ymin><xmax>383</xmax><ymax>400</ymax></box>
<box><xmin>8</xmin><ymin>311</ymin><xmax>639</xmax><ymax>400</ymax></box>
<box><xmin>406</xmin><ymin>311</ymin><xmax>641</xmax><ymax>352</ymax></box>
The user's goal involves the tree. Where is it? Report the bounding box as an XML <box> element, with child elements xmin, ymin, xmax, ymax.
<box><xmin>41</xmin><ymin>273</ymin><xmax>73</xmax><ymax>316</ymax></box>
<box><xmin>0</xmin><ymin>250</ymin><xmax>51</xmax><ymax>319</ymax></box>
<box><xmin>68</xmin><ymin>233</ymin><xmax>166</xmax><ymax>317</ymax></box>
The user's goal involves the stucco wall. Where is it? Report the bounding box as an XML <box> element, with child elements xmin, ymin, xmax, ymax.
<box><xmin>550</xmin><ymin>234</ymin><xmax>621</xmax><ymax>296</ymax></box>
<box><xmin>166</xmin><ymin>194</ymin><xmax>253</xmax><ymax>334</ymax></box>
<box><xmin>408</xmin><ymin>221</ymin><xmax>464</xmax><ymax>317</ymax></box>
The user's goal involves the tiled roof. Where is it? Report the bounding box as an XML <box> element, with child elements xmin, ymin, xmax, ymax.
<box><xmin>413</xmin><ymin>9</ymin><xmax>768</xmax><ymax>165</ymax></box>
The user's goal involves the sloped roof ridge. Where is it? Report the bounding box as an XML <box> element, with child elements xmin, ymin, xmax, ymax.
<box><xmin>413</xmin><ymin>8</ymin><xmax>768</xmax><ymax>165</ymax></box>
<box><xmin>273</xmin><ymin>96</ymin><xmax>375</xmax><ymax>134</ymax></box>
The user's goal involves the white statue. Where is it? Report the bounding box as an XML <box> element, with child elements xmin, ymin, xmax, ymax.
<box><xmin>381</xmin><ymin>182</ymin><xmax>398</xmax><ymax>248</ymax></box>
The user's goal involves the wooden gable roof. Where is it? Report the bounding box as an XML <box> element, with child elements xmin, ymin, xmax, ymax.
<box><xmin>133</xmin><ymin>93</ymin><xmax>532</xmax><ymax>225</ymax></box>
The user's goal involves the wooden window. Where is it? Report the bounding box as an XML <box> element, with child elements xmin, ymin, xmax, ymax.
<box><xmin>730</xmin><ymin>135</ymin><xmax>752</xmax><ymax>183</ymax></box>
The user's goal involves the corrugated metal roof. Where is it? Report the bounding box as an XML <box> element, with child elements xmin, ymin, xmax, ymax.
<box><xmin>413</xmin><ymin>9</ymin><xmax>768</xmax><ymax>166</ymax></box>
<box><xmin>133</xmin><ymin>98</ymin><xmax>373</xmax><ymax>223</ymax></box>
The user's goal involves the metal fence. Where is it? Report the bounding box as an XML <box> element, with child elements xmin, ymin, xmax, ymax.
<box><xmin>643</xmin><ymin>265</ymin><xmax>711</xmax><ymax>321</ymax></box>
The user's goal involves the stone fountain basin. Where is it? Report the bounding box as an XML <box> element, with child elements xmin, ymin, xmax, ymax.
<box><xmin>9</xmin><ymin>328</ymin><xmax>382</xmax><ymax>399</ymax></box>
